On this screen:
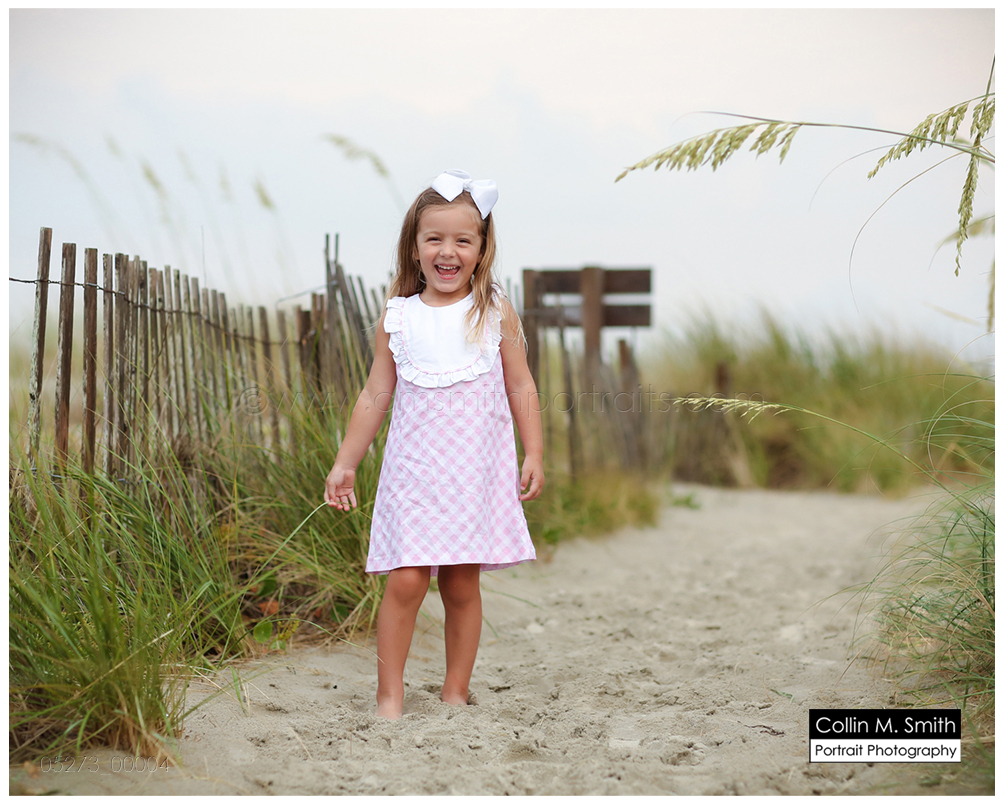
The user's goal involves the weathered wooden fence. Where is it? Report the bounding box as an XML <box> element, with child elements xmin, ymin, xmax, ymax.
<box><xmin>21</xmin><ymin>227</ymin><xmax>379</xmax><ymax>481</ymax></box>
<box><xmin>18</xmin><ymin>228</ymin><xmax>750</xmax><ymax>491</ymax></box>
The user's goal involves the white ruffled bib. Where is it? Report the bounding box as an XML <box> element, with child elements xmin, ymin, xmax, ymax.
<box><xmin>384</xmin><ymin>294</ymin><xmax>501</xmax><ymax>388</ymax></box>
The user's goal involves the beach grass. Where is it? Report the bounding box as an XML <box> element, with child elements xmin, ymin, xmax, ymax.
<box><xmin>643</xmin><ymin>310</ymin><xmax>993</xmax><ymax>492</ymax></box>
<box><xmin>863</xmin><ymin>411</ymin><xmax>994</xmax><ymax>773</ymax></box>
<box><xmin>8</xmin><ymin>382</ymin><xmax>384</xmax><ymax>763</ymax></box>
<box><xmin>9</xmin><ymin>452</ymin><xmax>238</xmax><ymax>762</ymax></box>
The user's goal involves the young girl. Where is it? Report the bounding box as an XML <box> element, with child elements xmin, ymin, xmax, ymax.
<box><xmin>324</xmin><ymin>169</ymin><xmax>544</xmax><ymax>719</ymax></box>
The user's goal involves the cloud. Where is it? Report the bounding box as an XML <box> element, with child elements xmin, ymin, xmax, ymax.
<box><xmin>9</xmin><ymin>8</ymin><xmax>995</xmax><ymax>364</ymax></box>
<box><xmin>10</xmin><ymin>9</ymin><xmax>994</xmax><ymax>131</ymax></box>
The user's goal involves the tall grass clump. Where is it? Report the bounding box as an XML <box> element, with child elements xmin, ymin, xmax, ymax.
<box><xmin>647</xmin><ymin>310</ymin><xmax>994</xmax><ymax>492</ymax></box>
<box><xmin>206</xmin><ymin>398</ymin><xmax>388</xmax><ymax>634</ymax></box>
<box><xmin>870</xmin><ymin>479</ymin><xmax>994</xmax><ymax>714</ymax></box>
<box><xmin>9</xmin><ymin>450</ymin><xmax>242</xmax><ymax>763</ymax></box>
<box><xmin>864</xmin><ymin>396</ymin><xmax>994</xmax><ymax>743</ymax></box>
<box><xmin>9</xmin><ymin>382</ymin><xmax>388</xmax><ymax>761</ymax></box>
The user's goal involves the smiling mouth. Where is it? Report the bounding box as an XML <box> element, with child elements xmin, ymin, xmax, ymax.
<box><xmin>435</xmin><ymin>265</ymin><xmax>461</xmax><ymax>278</ymax></box>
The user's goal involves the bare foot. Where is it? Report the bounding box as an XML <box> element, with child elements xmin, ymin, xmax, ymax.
<box><xmin>376</xmin><ymin>696</ymin><xmax>403</xmax><ymax>719</ymax></box>
<box><xmin>440</xmin><ymin>689</ymin><xmax>469</xmax><ymax>706</ymax></box>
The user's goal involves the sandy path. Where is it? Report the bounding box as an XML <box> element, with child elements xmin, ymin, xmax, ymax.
<box><xmin>15</xmin><ymin>484</ymin><xmax>970</xmax><ymax>795</ymax></box>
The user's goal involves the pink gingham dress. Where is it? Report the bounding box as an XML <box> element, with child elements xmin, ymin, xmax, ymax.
<box><xmin>365</xmin><ymin>292</ymin><xmax>536</xmax><ymax>576</ymax></box>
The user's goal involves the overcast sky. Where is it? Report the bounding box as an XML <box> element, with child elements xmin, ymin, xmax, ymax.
<box><xmin>8</xmin><ymin>8</ymin><xmax>996</xmax><ymax>366</ymax></box>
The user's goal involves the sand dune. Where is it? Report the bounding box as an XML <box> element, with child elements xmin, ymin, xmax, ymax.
<box><xmin>15</xmin><ymin>484</ymin><xmax>973</xmax><ymax>796</ymax></box>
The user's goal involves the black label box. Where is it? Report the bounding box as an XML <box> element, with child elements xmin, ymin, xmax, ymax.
<box><xmin>809</xmin><ymin>709</ymin><xmax>961</xmax><ymax>764</ymax></box>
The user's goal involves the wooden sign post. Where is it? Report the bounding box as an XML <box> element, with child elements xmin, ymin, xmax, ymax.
<box><xmin>521</xmin><ymin>266</ymin><xmax>652</xmax><ymax>383</ymax></box>
<box><xmin>521</xmin><ymin>266</ymin><xmax>652</xmax><ymax>474</ymax></box>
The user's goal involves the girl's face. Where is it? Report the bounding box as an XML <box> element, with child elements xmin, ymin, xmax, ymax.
<box><xmin>414</xmin><ymin>203</ymin><xmax>483</xmax><ymax>306</ymax></box>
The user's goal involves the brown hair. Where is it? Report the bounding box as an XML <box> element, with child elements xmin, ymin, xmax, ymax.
<box><xmin>388</xmin><ymin>186</ymin><xmax>503</xmax><ymax>346</ymax></box>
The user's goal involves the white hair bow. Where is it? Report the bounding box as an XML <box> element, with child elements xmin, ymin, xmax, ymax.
<box><xmin>430</xmin><ymin>169</ymin><xmax>498</xmax><ymax>219</ymax></box>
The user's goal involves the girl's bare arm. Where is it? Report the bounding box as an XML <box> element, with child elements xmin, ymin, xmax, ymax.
<box><xmin>499</xmin><ymin>300</ymin><xmax>545</xmax><ymax>501</ymax></box>
<box><xmin>324</xmin><ymin>316</ymin><xmax>397</xmax><ymax>509</ymax></box>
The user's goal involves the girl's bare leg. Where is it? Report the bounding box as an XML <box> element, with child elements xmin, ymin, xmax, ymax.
<box><xmin>375</xmin><ymin>566</ymin><xmax>431</xmax><ymax>718</ymax></box>
<box><xmin>437</xmin><ymin>563</ymin><xmax>482</xmax><ymax>706</ymax></box>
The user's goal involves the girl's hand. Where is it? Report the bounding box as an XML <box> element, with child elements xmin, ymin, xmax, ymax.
<box><xmin>518</xmin><ymin>457</ymin><xmax>545</xmax><ymax>501</ymax></box>
<box><xmin>325</xmin><ymin>464</ymin><xmax>358</xmax><ymax>511</ymax></box>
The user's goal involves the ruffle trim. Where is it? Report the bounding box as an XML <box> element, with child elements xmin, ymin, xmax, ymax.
<box><xmin>384</xmin><ymin>295</ymin><xmax>502</xmax><ymax>389</ymax></box>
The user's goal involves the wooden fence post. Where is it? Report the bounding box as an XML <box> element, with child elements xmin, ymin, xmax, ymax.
<box><xmin>202</xmin><ymin>286</ymin><xmax>219</xmax><ymax>409</ymax></box>
<box><xmin>245</xmin><ymin>306</ymin><xmax>263</xmax><ymax>439</ymax></box>
<box><xmin>114</xmin><ymin>254</ymin><xmax>131</xmax><ymax>470</ymax></box>
<box><xmin>220</xmin><ymin>293</ymin><xmax>234</xmax><ymax>410</ymax></box>
<box><xmin>148</xmin><ymin>269</ymin><xmax>163</xmax><ymax>437</ymax></box>
<box><xmin>522</xmin><ymin>269</ymin><xmax>538</xmax><ymax>383</ymax></box>
<box><xmin>136</xmin><ymin>261</ymin><xmax>150</xmax><ymax>464</ymax></box>
<box><xmin>101</xmin><ymin>254</ymin><xmax>116</xmax><ymax>477</ymax></box>
<box><xmin>259</xmin><ymin>306</ymin><xmax>281</xmax><ymax>450</ymax></box>
<box><xmin>354</xmin><ymin>275</ymin><xmax>373</xmax><ymax>326</ymax></box>
<box><xmin>618</xmin><ymin>338</ymin><xmax>644</xmax><ymax>469</ymax></box>
<box><xmin>310</xmin><ymin>293</ymin><xmax>324</xmax><ymax>408</ymax></box>
<box><xmin>540</xmin><ymin>321</ymin><xmax>553</xmax><ymax>468</ymax></box>
<box><xmin>231</xmin><ymin>303</ymin><xmax>248</xmax><ymax>409</ymax></box>
<box><xmin>174</xmin><ymin>270</ymin><xmax>192</xmax><ymax>432</ymax></box>
<box><xmin>333</xmin><ymin>259</ymin><xmax>371</xmax><ymax>370</ymax></box>
<box><xmin>82</xmin><ymin>248</ymin><xmax>98</xmax><ymax>475</ymax></box>
<box><xmin>277</xmin><ymin>309</ymin><xmax>296</xmax><ymax>456</ymax></box>
<box><xmin>183</xmin><ymin>276</ymin><xmax>202</xmax><ymax>441</ymax></box>
<box><xmin>324</xmin><ymin>249</ymin><xmax>347</xmax><ymax>397</ymax></box>
<box><xmin>28</xmin><ymin>227</ymin><xmax>52</xmax><ymax>469</ymax></box>
<box><xmin>557</xmin><ymin>312</ymin><xmax>580</xmax><ymax>482</ymax></box>
<box><xmin>157</xmin><ymin>269</ymin><xmax>175</xmax><ymax>441</ymax></box>
<box><xmin>296</xmin><ymin>306</ymin><xmax>318</xmax><ymax>405</ymax></box>
<box><xmin>522</xmin><ymin>269</ymin><xmax>541</xmax><ymax>385</ymax></box>
<box><xmin>212</xmin><ymin>290</ymin><xmax>228</xmax><ymax>411</ymax></box>
<box><xmin>580</xmin><ymin>266</ymin><xmax>604</xmax><ymax>388</ymax></box>
<box><xmin>191</xmin><ymin>278</ymin><xmax>210</xmax><ymax>442</ymax></box>
<box><xmin>164</xmin><ymin>267</ymin><xmax>179</xmax><ymax>435</ymax></box>
<box><xmin>130</xmin><ymin>256</ymin><xmax>143</xmax><ymax>466</ymax></box>
<box><xmin>53</xmin><ymin>243</ymin><xmax>76</xmax><ymax>474</ymax></box>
